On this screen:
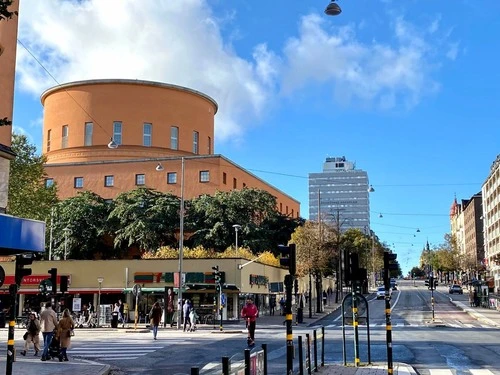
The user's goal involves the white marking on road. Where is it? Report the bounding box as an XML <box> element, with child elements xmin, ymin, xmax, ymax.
<box><xmin>429</xmin><ymin>370</ymin><xmax>453</xmax><ymax>375</ymax></box>
<box><xmin>470</xmin><ymin>370</ymin><xmax>494</xmax><ymax>375</ymax></box>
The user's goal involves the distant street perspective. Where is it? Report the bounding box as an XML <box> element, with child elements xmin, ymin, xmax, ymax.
<box><xmin>1</xmin><ymin>1</ymin><xmax>500</xmax><ymax>375</ymax></box>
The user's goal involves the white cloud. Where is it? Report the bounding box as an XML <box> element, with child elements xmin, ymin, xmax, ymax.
<box><xmin>17</xmin><ymin>0</ymin><xmax>274</xmax><ymax>141</ymax></box>
<box><xmin>281</xmin><ymin>14</ymin><xmax>443</xmax><ymax>110</ymax></box>
<box><xmin>446</xmin><ymin>42</ymin><xmax>460</xmax><ymax>61</ymax></box>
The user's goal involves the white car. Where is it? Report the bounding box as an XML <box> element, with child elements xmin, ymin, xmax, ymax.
<box><xmin>376</xmin><ymin>286</ymin><xmax>392</xmax><ymax>299</ymax></box>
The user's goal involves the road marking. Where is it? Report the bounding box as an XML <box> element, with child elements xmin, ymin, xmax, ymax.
<box><xmin>429</xmin><ymin>370</ymin><xmax>453</xmax><ymax>375</ymax></box>
<box><xmin>470</xmin><ymin>370</ymin><xmax>495</xmax><ymax>375</ymax></box>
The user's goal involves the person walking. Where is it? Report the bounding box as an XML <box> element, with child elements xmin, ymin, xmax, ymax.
<box><xmin>39</xmin><ymin>302</ymin><xmax>58</xmax><ymax>361</ymax></box>
<box><xmin>149</xmin><ymin>302</ymin><xmax>163</xmax><ymax>340</ymax></box>
<box><xmin>182</xmin><ymin>299</ymin><xmax>192</xmax><ymax>332</ymax></box>
<box><xmin>57</xmin><ymin>308</ymin><xmax>75</xmax><ymax>361</ymax></box>
<box><xmin>241</xmin><ymin>297</ymin><xmax>259</xmax><ymax>346</ymax></box>
<box><xmin>20</xmin><ymin>312</ymin><xmax>41</xmax><ymax>356</ymax></box>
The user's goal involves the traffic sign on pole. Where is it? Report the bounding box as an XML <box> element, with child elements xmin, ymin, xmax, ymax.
<box><xmin>132</xmin><ymin>284</ymin><xmax>142</xmax><ymax>297</ymax></box>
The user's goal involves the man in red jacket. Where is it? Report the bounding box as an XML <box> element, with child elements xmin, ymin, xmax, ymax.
<box><xmin>241</xmin><ymin>297</ymin><xmax>259</xmax><ymax>346</ymax></box>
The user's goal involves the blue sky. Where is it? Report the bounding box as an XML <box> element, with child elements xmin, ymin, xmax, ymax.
<box><xmin>12</xmin><ymin>0</ymin><xmax>500</xmax><ymax>275</ymax></box>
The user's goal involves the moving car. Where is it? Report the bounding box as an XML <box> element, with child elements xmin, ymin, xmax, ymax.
<box><xmin>449</xmin><ymin>284</ymin><xmax>463</xmax><ymax>294</ymax></box>
<box><xmin>376</xmin><ymin>286</ymin><xmax>392</xmax><ymax>299</ymax></box>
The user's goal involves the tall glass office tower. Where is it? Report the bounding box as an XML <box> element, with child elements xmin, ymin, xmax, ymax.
<box><xmin>309</xmin><ymin>156</ymin><xmax>371</xmax><ymax>232</ymax></box>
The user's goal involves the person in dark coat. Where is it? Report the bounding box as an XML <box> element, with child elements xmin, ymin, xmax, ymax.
<box><xmin>149</xmin><ymin>302</ymin><xmax>163</xmax><ymax>340</ymax></box>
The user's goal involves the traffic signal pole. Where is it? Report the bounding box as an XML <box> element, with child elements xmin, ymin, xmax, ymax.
<box><xmin>383</xmin><ymin>251</ymin><xmax>397</xmax><ymax>375</ymax></box>
<box><xmin>6</xmin><ymin>284</ymin><xmax>17</xmax><ymax>375</ymax></box>
<box><xmin>284</xmin><ymin>274</ymin><xmax>293</xmax><ymax>375</ymax></box>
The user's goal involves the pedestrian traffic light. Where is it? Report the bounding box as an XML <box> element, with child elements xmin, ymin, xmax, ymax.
<box><xmin>15</xmin><ymin>253</ymin><xmax>35</xmax><ymax>286</ymax></box>
<box><xmin>278</xmin><ymin>244</ymin><xmax>296</xmax><ymax>276</ymax></box>
<box><xmin>212</xmin><ymin>265</ymin><xmax>222</xmax><ymax>285</ymax></box>
<box><xmin>60</xmin><ymin>275</ymin><xmax>69</xmax><ymax>293</ymax></box>
<box><xmin>48</xmin><ymin>268</ymin><xmax>57</xmax><ymax>294</ymax></box>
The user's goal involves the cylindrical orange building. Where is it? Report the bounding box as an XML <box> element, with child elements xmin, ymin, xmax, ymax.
<box><xmin>42</xmin><ymin>79</ymin><xmax>300</xmax><ymax>217</ymax></box>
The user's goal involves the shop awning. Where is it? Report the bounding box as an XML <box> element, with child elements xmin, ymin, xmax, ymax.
<box><xmin>122</xmin><ymin>284</ymin><xmax>239</xmax><ymax>294</ymax></box>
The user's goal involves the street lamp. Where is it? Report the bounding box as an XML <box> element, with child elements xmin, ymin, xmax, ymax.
<box><xmin>63</xmin><ymin>227</ymin><xmax>72</xmax><ymax>260</ymax></box>
<box><xmin>97</xmin><ymin>277</ymin><xmax>104</xmax><ymax>327</ymax></box>
<box><xmin>324</xmin><ymin>0</ymin><xmax>342</xmax><ymax>16</ymax></box>
<box><xmin>232</xmin><ymin>224</ymin><xmax>241</xmax><ymax>256</ymax></box>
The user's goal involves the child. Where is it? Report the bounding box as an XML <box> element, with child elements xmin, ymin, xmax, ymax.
<box><xmin>189</xmin><ymin>308</ymin><xmax>199</xmax><ymax>332</ymax></box>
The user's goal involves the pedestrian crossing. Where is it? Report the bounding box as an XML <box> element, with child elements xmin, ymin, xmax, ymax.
<box><xmin>325</xmin><ymin>321</ymin><xmax>495</xmax><ymax>328</ymax></box>
<box><xmin>423</xmin><ymin>369</ymin><xmax>496</xmax><ymax>375</ymax></box>
<box><xmin>68</xmin><ymin>339</ymin><xmax>179</xmax><ymax>361</ymax></box>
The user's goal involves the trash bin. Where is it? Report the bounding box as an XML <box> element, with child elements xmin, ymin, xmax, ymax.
<box><xmin>111</xmin><ymin>311</ymin><xmax>119</xmax><ymax>328</ymax></box>
<box><xmin>297</xmin><ymin>307</ymin><xmax>303</xmax><ymax>324</ymax></box>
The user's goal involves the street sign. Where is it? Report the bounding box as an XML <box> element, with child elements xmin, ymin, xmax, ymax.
<box><xmin>39</xmin><ymin>279</ymin><xmax>52</xmax><ymax>294</ymax></box>
<box><xmin>132</xmin><ymin>284</ymin><xmax>142</xmax><ymax>297</ymax></box>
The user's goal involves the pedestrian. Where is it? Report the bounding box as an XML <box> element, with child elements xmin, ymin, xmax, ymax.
<box><xmin>279</xmin><ymin>297</ymin><xmax>285</xmax><ymax>316</ymax></box>
<box><xmin>183</xmin><ymin>299</ymin><xmax>192</xmax><ymax>332</ymax></box>
<box><xmin>269</xmin><ymin>298</ymin><xmax>276</xmax><ymax>316</ymax></box>
<box><xmin>322</xmin><ymin>290</ymin><xmax>328</xmax><ymax>306</ymax></box>
<box><xmin>149</xmin><ymin>301</ymin><xmax>163</xmax><ymax>340</ymax></box>
<box><xmin>241</xmin><ymin>297</ymin><xmax>259</xmax><ymax>346</ymax></box>
<box><xmin>39</xmin><ymin>302</ymin><xmax>58</xmax><ymax>362</ymax></box>
<box><xmin>189</xmin><ymin>307</ymin><xmax>199</xmax><ymax>332</ymax></box>
<box><xmin>20</xmin><ymin>312</ymin><xmax>41</xmax><ymax>356</ymax></box>
<box><xmin>57</xmin><ymin>308</ymin><xmax>75</xmax><ymax>362</ymax></box>
<box><xmin>118</xmin><ymin>299</ymin><xmax>125</xmax><ymax>327</ymax></box>
<box><xmin>304</xmin><ymin>290</ymin><xmax>309</xmax><ymax>304</ymax></box>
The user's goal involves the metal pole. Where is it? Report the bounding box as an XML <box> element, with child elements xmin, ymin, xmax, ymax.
<box><xmin>313</xmin><ymin>329</ymin><xmax>318</xmax><ymax>372</ymax></box>
<box><xmin>235</xmin><ymin>227</ymin><xmax>238</xmax><ymax>256</ymax></box>
<box><xmin>285</xmin><ymin>274</ymin><xmax>294</xmax><ymax>375</ymax></box>
<box><xmin>64</xmin><ymin>230</ymin><xmax>67</xmax><ymax>260</ymax></box>
<box><xmin>6</xmin><ymin>284</ymin><xmax>18</xmax><ymax>375</ymax></box>
<box><xmin>177</xmin><ymin>157</ymin><xmax>185</xmax><ymax>330</ymax></box>
<box><xmin>222</xmin><ymin>356</ymin><xmax>230</xmax><ymax>375</ymax></box>
<box><xmin>321</xmin><ymin>326</ymin><xmax>325</xmax><ymax>367</ymax></box>
<box><xmin>384</xmin><ymin>268</ymin><xmax>393</xmax><ymax>375</ymax></box>
<box><xmin>49</xmin><ymin>207</ymin><xmax>54</xmax><ymax>260</ymax></box>
<box><xmin>309</xmin><ymin>272</ymin><xmax>313</xmax><ymax>318</ymax></box>
<box><xmin>244</xmin><ymin>349</ymin><xmax>251</xmax><ymax>375</ymax></box>
<box><xmin>262</xmin><ymin>343</ymin><xmax>268</xmax><ymax>375</ymax></box>
<box><xmin>97</xmin><ymin>280</ymin><xmax>102</xmax><ymax>328</ymax></box>
<box><xmin>298</xmin><ymin>336</ymin><xmax>304</xmax><ymax>375</ymax></box>
<box><xmin>353</xmin><ymin>290</ymin><xmax>360</xmax><ymax>367</ymax></box>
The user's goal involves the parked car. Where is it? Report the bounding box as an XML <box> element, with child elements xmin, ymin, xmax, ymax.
<box><xmin>376</xmin><ymin>286</ymin><xmax>392</xmax><ymax>299</ymax></box>
<box><xmin>449</xmin><ymin>284</ymin><xmax>463</xmax><ymax>294</ymax></box>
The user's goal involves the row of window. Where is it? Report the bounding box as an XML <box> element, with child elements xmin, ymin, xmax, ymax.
<box><xmin>45</xmin><ymin>170</ymin><xmax>212</xmax><ymax>189</ymax></box>
<box><xmin>47</xmin><ymin>122</ymin><xmax>212</xmax><ymax>154</ymax></box>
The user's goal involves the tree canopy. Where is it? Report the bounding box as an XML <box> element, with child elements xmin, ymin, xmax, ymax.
<box><xmin>7</xmin><ymin>133</ymin><xmax>58</xmax><ymax>221</ymax></box>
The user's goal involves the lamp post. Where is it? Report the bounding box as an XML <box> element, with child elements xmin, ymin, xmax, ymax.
<box><xmin>63</xmin><ymin>227</ymin><xmax>72</xmax><ymax>260</ymax></box>
<box><xmin>232</xmin><ymin>224</ymin><xmax>241</xmax><ymax>256</ymax></box>
<box><xmin>155</xmin><ymin>157</ymin><xmax>185</xmax><ymax>330</ymax></box>
<box><xmin>97</xmin><ymin>277</ymin><xmax>104</xmax><ymax>327</ymax></box>
<box><xmin>177</xmin><ymin>157</ymin><xmax>185</xmax><ymax>331</ymax></box>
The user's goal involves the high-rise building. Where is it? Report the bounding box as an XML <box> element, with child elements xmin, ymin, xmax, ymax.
<box><xmin>309</xmin><ymin>156</ymin><xmax>371</xmax><ymax>231</ymax></box>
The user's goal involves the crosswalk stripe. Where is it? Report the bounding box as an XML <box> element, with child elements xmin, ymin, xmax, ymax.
<box><xmin>470</xmin><ymin>370</ymin><xmax>495</xmax><ymax>375</ymax></box>
<box><xmin>429</xmin><ymin>370</ymin><xmax>453</xmax><ymax>375</ymax></box>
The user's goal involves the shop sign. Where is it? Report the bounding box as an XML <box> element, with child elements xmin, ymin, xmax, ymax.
<box><xmin>249</xmin><ymin>274</ymin><xmax>268</xmax><ymax>287</ymax></box>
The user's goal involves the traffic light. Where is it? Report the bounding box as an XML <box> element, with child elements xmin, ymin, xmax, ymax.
<box><xmin>278</xmin><ymin>244</ymin><xmax>296</xmax><ymax>276</ymax></box>
<box><xmin>344</xmin><ymin>252</ymin><xmax>360</xmax><ymax>284</ymax></box>
<box><xmin>60</xmin><ymin>275</ymin><xmax>69</xmax><ymax>293</ymax></box>
<box><xmin>383</xmin><ymin>251</ymin><xmax>398</xmax><ymax>289</ymax></box>
<box><xmin>15</xmin><ymin>253</ymin><xmax>35</xmax><ymax>286</ymax></box>
<box><xmin>48</xmin><ymin>268</ymin><xmax>57</xmax><ymax>294</ymax></box>
<box><xmin>212</xmin><ymin>265</ymin><xmax>224</xmax><ymax>289</ymax></box>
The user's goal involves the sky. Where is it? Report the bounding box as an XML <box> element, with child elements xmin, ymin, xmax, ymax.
<box><xmin>11</xmin><ymin>0</ymin><xmax>500</xmax><ymax>276</ymax></box>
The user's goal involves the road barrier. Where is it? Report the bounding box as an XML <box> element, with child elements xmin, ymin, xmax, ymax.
<box><xmin>297</xmin><ymin>326</ymin><xmax>325</xmax><ymax>375</ymax></box>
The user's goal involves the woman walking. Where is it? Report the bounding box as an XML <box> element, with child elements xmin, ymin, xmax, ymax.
<box><xmin>20</xmin><ymin>312</ymin><xmax>41</xmax><ymax>356</ymax></box>
<box><xmin>57</xmin><ymin>308</ymin><xmax>75</xmax><ymax>361</ymax></box>
<box><xmin>149</xmin><ymin>302</ymin><xmax>163</xmax><ymax>340</ymax></box>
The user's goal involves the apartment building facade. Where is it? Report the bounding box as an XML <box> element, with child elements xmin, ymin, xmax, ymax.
<box><xmin>462</xmin><ymin>193</ymin><xmax>484</xmax><ymax>279</ymax></box>
<box><xmin>309</xmin><ymin>156</ymin><xmax>371</xmax><ymax>231</ymax></box>
<box><xmin>483</xmin><ymin>155</ymin><xmax>500</xmax><ymax>290</ymax></box>
<box><xmin>0</xmin><ymin>1</ymin><xmax>19</xmax><ymax>213</ymax></box>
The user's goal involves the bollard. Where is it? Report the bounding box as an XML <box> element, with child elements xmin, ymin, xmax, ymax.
<box><xmin>222</xmin><ymin>356</ymin><xmax>230</xmax><ymax>375</ymax></box>
<box><xmin>244</xmin><ymin>348</ymin><xmax>251</xmax><ymax>375</ymax></box>
<box><xmin>298</xmin><ymin>335</ymin><xmax>304</xmax><ymax>375</ymax></box>
<box><xmin>321</xmin><ymin>326</ymin><xmax>325</xmax><ymax>367</ymax></box>
<box><xmin>262</xmin><ymin>343</ymin><xmax>268</xmax><ymax>375</ymax></box>
<box><xmin>313</xmin><ymin>329</ymin><xmax>318</xmax><ymax>372</ymax></box>
<box><xmin>191</xmin><ymin>367</ymin><xmax>199</xmax><ymax>375</ymax></box>
<box><xmin>306</xmin><ymin>333</ymin><xmax>312</xmax><ymax>375</ymax></box>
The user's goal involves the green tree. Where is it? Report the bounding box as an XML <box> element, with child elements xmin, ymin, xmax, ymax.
<box><xmin>109</xmin><ymin>188</ymin><xmax>180</xmax><ymax>252</ymax></box>
<box><xmin>186</xmin><ymin>188</ymin><xmax>300</xmax><ymax>253</ymax></box>
<box><xmin>0</xmin><ymin>0</ymin><xmax>18</xmax><ymax>22</ymax></box>
<box><xmin>7</xmin><ymin>133</ymin><xmax>58</xmax><ymax>221</ymax></box>
<box><xmin>51</xmin><ymin>191</ymin><xmax>115</xmax><ymax>260</ymax></box>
